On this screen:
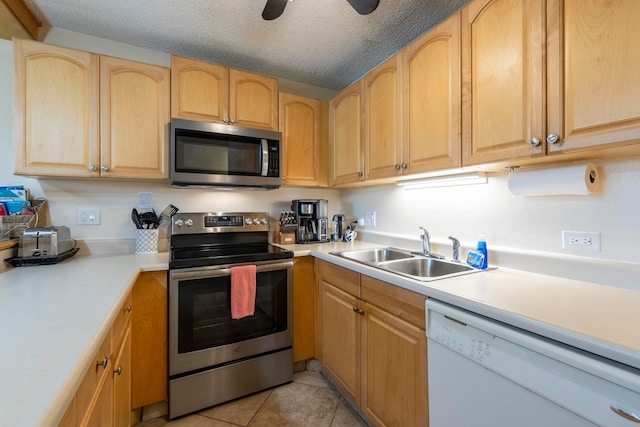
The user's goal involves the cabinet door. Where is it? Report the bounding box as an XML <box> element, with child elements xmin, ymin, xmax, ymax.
<box><xmin>100</xmin><ymin>55</ymin><xmax>170</xmax><ymax>179</ymax></box>
<box><xmin>361</xmin><ymin>302</ymin><xmax>427</xmax><ymax>427</ymax></box>
<box><xmin>547</xmin><ymin>0</ymin><xmax>640</xmax><ymax>153</ymax></box>
<box><xmin>330</xmin><ymin>80</ymin><xmax>364</xmax><ymax>185</ymax></box>
<box><xmin>131</xmin><ymin>271</ymin><xmax>167</xmax><ymax>409</ymax></box>
<box><xmin>229</xmin><ymin>69</ymin><xmax>279</xmax><ymax>130</ymax></box>
<box><xmin>322</xmin><ymin>282</ymin><xmax>361</xmax><ymax>405</ymax></box>
<box><xmin>113</xmin><ymin>327</ymin><xmax>132</xmax><ymax>427</ymax></box>
<box><xmin>292</xmin><ymin>256</ymin><xmax>315</xmax><ymax>362</ymax></box>
<box><xmin>364</xmin><ymin>55</ymin><xmax>402</xmax><ymax>180</ymax></box>
<box><xmin>82</xmin><ymin>374</ymin><xmax>113</xmax><ymax>427</ymax></box>
<box><xmin>461</xmin><ymin>0</ymin><xmax>545</xmax><ymax>165</ymax></box>
<box><xmin>171</xmin><ymin>55</ymin><xmax>229</xmax><ymax>123</ymax></box>
<box><xmin>279</xmin><ymin>93</ymin><xmax>321</xmax><ymax>186</ymax></box>
<box><xmin>14</xmin><ymin>39</ymin><xmax>100</xmax><ymax>177</ymax></box>
<box><xmin>403</xmin><ymin>12</ymin><xmax>461</xmax><ymax>174</ymax></box>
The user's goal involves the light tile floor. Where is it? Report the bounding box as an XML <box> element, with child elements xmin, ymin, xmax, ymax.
<box><xmin>136</xmin><ymin>368</ymin><xmax>367</xmax><ymax>427</ymax></box>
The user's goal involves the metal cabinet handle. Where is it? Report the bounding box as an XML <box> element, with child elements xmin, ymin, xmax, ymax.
<box><xmin>96</xmin><ymin>356</ymin><xmax>108</xmax><ymax>370</ymax></box>
<box><xmin>223</xmin><ymin>118</ymin><xmax>229</xmax><ymax>123</ymax></box>
<box><xmin>529</xmin><ymin>137</ymin><xmax>541</xmax><ymax>146</ymax></box>
<box><xmin>100</xmin><ymin>165</ymin><xmax>109</xmax><ymax>172</ymax></box>
<box><xmin>352</xmin><ymin>306</ymin><xmax>364</xmax><ymax>315</ymax></box>
<box><xmin>357</xmin><ymin>172</ymin><xmax>363</xmax><ymax>177</ymax></box>
<box><xmin>611</xmin><ymin>406</ymin><xmax>640</xmax><ymax>423</ymax></box>
<box><xmin>546</xmin><ymin>134</ymin><xmax>560</xmax><ymax>144</ymax></box>
<box><xmin>114</xmin><ymin>365</ymin><xmax>123</xmax><ymax>376</ymax></box>
<box><xmin>401</xmin><ymin>163</ymin><xmax>407</xmax><ymax>170</ymax></box>
<box><xmin>395</xmin><ymin>164</ymin><xmax>401</xmax><ymax>170</ymax></box>
<box><xmin>88</xmin><ymin>165</ymin><xmax>97</xmax><ymax>172</ymax></box>
<box><xmin>125</xmin><ymin>305</ymin><xmax>132</xmax><ymax>313</ymax></box>
<box><xmin>230</xmin><ymin>119</ymin><xmax>235</xmax><ymax>124</ymax></box>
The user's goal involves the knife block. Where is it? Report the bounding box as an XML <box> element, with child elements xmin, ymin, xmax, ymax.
<box><xmin>274</xmin><ymin>223</ymin><xmax>295</xmax><ymax>245</ymax></box>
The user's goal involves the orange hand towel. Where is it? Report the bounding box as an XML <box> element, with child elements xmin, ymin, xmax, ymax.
<box><xmin>231</xmin><ymin>265</ymin><xmax>257</xmax><ymax>319</ymax></box>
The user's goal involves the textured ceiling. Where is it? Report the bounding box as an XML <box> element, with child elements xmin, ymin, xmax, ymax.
<box><xmin>25</xmin><ymin>0</ymin><xmax>469</xmax><ymax>91</ymax></box>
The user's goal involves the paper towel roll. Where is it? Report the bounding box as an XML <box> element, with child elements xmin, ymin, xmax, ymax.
<box><xmin>507</xmin><ymin>163</ymin><xmax>598</xmax><ymax>196</ymax></box>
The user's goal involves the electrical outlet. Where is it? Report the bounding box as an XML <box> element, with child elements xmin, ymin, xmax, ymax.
<box><xmin>365</xmin><ymin>211</ymin><xmax>376</xmax><ymax>227</ymax></box>
<box><xmin>77</xmin><ymin>207</ymin><xmax>100</xmax><ymax>225</ymax></box>
<box><xmin>562</xmin><ymin>231</ymin><xmax>600</xmax><ymax>252</ymax></box>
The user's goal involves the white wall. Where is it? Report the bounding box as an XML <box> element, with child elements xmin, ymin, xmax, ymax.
<box><xmin>0</xmin><ymin>36</ymin><xmax>340</xmax><ymax>247</ymax></box>
<box><xmin>341</xmin><ymin>159</ymin><xmax>640</xmax><ymax>267</ymax></box>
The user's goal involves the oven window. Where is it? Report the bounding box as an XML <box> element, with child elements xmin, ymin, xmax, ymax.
<box><xmin>177</xmin><ymin>269</ymin><xmax>288</xmax><ymax>353</ymax></box>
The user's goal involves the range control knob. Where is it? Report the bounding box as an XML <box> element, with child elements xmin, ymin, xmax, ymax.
<box><xmin>253</xmin><ymin>218</ymin><xmax>260</xmax><ymax>225</ymax></box>
<box><xmin>260</xmin><ymin>218</ymin><xmax>268</xmax><ymax>225</ymax></box>
<box><xmin>245</xmin><ymin>218</ymin><xmax>252</xmax><ymax>225</ymax></box>
<box><xmin>174</xmin><ymin>219</ymin><xmax>184</xmax><ymax>227</ymax></box>
<box><xmin>184</xmin><ymin>219</ymin><xmax>193</xmax><ymax>227</ymax></box>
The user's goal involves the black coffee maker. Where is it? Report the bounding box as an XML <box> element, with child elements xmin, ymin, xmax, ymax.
<box><xmin>291</xmin><ymin>199</ymin><xmax>329</xmax><ymax>243</ymax></box>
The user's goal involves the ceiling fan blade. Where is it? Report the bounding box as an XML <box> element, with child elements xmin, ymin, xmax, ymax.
<box><xmin>346</xmin><ymin>0</ymin><xmax>380</xmax><ymax>15</ymax></box>
<box><xmin>262</xmin><ymin>0</ymin><xmax>289</xmax><ymax>20</ymax></box>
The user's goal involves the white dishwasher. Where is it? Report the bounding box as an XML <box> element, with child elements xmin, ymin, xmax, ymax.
<box><xmin>426</xmin><ymin>299</ymin><xmax>640</xmax><ymax>427</ymax></box>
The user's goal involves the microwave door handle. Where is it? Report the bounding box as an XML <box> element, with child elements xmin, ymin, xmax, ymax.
<box><xmin>261</xmin><ymin>139</ymin><xmax>269</xmax><ymax>176</ymax></box>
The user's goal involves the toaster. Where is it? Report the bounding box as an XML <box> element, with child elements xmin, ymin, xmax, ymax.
<box><xmin>18</xmin><ymin>226</ymin><xmax>75</xmax><ymax>258</ymax></box>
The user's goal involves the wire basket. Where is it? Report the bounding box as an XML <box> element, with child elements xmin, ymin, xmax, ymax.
<box><xmin>0</xmin><ymin>199</ymin><xmax>47</xmax><ymax>239</ymax></box>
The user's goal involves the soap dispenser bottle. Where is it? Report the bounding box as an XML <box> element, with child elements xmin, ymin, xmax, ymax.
<box><xmin>476</xmin><ymin>235</ymin><xmax>488</xmax><ymax>269</ymax></box>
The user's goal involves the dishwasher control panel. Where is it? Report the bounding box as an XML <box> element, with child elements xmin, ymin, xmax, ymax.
<box><xmin>428</xmin><ymin>309</ymin><xmax>496</xmax><ymax>364</ymax></box>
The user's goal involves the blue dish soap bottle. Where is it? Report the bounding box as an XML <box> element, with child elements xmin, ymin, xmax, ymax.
<box><xmin>477</xmin><ymin>235</ymin><xmax>488</xmax><ymax>269</ymax></box>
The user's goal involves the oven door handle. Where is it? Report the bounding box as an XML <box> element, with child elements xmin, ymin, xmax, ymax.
<box><xmin>170</xmin><ymin>261</ymin><xmax>293</xmax><ymax>280</ymax></box>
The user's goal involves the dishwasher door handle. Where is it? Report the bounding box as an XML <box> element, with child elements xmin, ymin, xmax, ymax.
<box><xmin>611</xmin><ymin>406</ymin><xmax>640</xmax><ymax>423</ymax></box>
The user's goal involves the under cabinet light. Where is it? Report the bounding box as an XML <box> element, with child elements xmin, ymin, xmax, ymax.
<box><xmin>396</xmin><ymin>172</ymin><xmax>487</xmax><ymax>189</ymax></box>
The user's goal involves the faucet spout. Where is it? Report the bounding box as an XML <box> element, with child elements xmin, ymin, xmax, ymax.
<box><xmin>419</xmin><ymin>226</ymin><xmax>445</xmax><ymax>259</ymax></box>
<box><xmin>448</xmin><ymin>236</ymin><xmax>461</xmax><ymax>262</ymax></box>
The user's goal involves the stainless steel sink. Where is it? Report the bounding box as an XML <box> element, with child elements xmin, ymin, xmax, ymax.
<box><xmin>332</xmin><ymin>247</ymin><xmax>414</xmax><ymax>264</ymax></box>
<box><xmin>330</xmin><ymin>247</ymin><xmax>486</xmax><ymax>282</ymax></box>
<box><xmin>379</xmin><ymin>257</ymin><xmax>475</xmax><ymax>281</ymax></box>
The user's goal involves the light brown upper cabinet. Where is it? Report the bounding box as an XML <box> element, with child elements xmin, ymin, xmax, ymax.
<box><xmin>462</xmin><ymin>0</ymin><xmax>640</xmax><ymax>166</ymax></box>
<box><xmin>461</xmin><ymin>0</ymin><xmax>546</xmax><ymax>166</ymax></box>
<box><xmin>329</xmin><ymin>80</ymin><xmax>364</xmax><ymax>185</ymax></box>
<box><xmin>171</xmin><ymin>56</ymin><xmax>279</xmax><ymax>131</ymax></box>
<box><xmin>546</xmin><ymin>0</ymin><xmax>640</xmax><ymax>154</ymax></box>
<box><xmin>100</xmin><ymin>55</ymin><xmax>170</xmax><ymax>179</ymax></box>
<box><xmin>279</xmin><ymin>93</ymin><xmax>321</xmax><ymax>186</ymax></box>
<box><xmin>14</xmin><ymin>39</ymin><xmax>169</xmax><ymax>179</ymax></box>
<box><xmin>363</xmin><ymin>55</ymin><xmax>402</xmax><ymax>180</ymax></box>
<box><xmin>402</xmin><ymin>12</ymin><xmax>462</xmax><ymax>174</ymax></box>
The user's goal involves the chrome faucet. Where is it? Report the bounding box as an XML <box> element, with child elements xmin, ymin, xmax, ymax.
<box><xmin>419</xmin><ymin>227</ymin><xmax>445</xmax><ymax>259</ymax></box>
<box><xmin>448</xmin><ymin>236</ymin><xmax>461</xmax><ymax>262</ymax></box>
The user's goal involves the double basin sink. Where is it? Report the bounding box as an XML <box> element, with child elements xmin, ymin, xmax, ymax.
<box><xmin>330</xmin><ymin>247</ymin><xmax>484</xmax><ymax>282</ymax></box>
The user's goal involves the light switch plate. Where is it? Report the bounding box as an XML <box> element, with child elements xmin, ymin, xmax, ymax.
<box><xmin>77</xmin><ymin>207</ymin><xmax>100</xmax><ymax>225</ymax></box>
<box><xmin>138</xmin><ymin>192</ymin><xmax>153</xmax><ymax>210</ymax></box>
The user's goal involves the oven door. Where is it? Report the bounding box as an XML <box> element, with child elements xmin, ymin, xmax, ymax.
<box><xmin>169</xmin><ymin>259</ymin><xmax>292</xmax><ymax>376</ymax></box>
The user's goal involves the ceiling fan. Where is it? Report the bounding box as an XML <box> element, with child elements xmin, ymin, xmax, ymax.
<box><xmin>262</xmin><ymin>0</ymin><xmax>380</xmax><ymax>20</ymax></box>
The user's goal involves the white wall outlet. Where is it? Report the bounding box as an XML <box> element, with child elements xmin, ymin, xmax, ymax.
<box><xmin>365</xmin><ymin>211</ymin><xmax>376</xmax><ymax>227</ymax></box>
<box><xmin>77</xmin><ymin>207</ymin><xmax>101</xmax><ymax>225</ymax></box>
<box><xmin>138</xmin><ymin>192</ymin><xmax>153</xmax><ymax>210</ymax></box>
<box><xmin>562</xmin><ymin>231</ymin><xmax>601</xmax><ymax>252</ymax></box>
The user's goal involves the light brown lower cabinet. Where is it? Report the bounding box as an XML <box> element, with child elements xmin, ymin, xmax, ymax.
<box><xmin>59</xmin><ymin>270</ymin><xmax>167</xmax><ymax>427</ymax></box>
<box><xmin>315</xmin><ymin>260</ymin><xmax>428</xmax><ymax>427</ymax></box>
<box><xmin>293</xmin><ymin>256</ymin><xmax>315</xmax><ymax>362</ymax></box>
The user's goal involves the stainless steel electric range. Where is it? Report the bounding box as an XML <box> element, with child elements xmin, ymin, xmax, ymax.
<box><xmin>168</xmin><ymin>212</ymin><xmax>293</xmax><ymax>418</ymax></box>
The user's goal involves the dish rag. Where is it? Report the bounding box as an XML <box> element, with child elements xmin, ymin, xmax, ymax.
<box><xmin>231</xmin><ymin>264</ymin><xmax>257</xmax><ymax>319</ymax></box>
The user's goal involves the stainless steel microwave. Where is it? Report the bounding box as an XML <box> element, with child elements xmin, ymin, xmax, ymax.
<box><xmin>170</xmin><ymin>118</ymin><xmax>282</xmax><ymax>189</ymax></box>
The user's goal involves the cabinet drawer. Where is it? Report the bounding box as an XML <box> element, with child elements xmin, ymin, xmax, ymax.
<box><xmin>111</xmin><ymin>292</ymin><xmax>133</xmax><ymax>349</ymax></box>
<box><xmin>75</xmin><ymin>330</ymin><xmax>111</xmax><ymax>419</ymax></box>
<box><xmin>361</xmin><ymin>275</ymin><xmax>426</xmax><ymax>329</ymax></box>
<box><xmin>316</xmin><ymin>260</ymin><xmax>360</xmax><ymax>297</ymax></box>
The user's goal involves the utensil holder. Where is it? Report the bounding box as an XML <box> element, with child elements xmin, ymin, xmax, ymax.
<box><xmin>135</xmin><ymin>229</ymin><xmax>159</xmax><ymax>254</ymax></box>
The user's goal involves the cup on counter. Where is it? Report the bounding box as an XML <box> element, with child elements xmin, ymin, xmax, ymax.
<box><xmin>135</xmin><ymin>229</ymin><xmax>159</xmax><ymax>254</ymax></box>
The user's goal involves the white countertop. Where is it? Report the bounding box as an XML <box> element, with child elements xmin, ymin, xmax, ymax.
<box><xmin>0</xmin><ymin>251</ymin><xmax>168</xmax><ymax>427</ymax></box>
<box><xmin>1</xmin><ymin>241</ymin><xmax>639</xmax><ymax>425</ymax></box>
